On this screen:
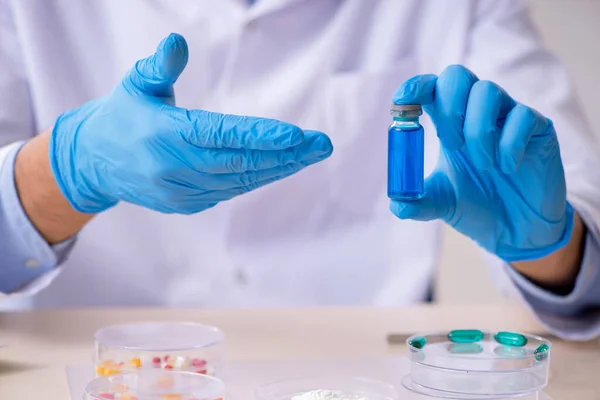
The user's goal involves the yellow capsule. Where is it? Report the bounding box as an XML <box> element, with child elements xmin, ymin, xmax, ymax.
<box><xmin>103</xmin><ymin>368</ymin><xmax>121</xmax><ymax>376</ymax></box>
<box><xmin>95</xmin><ymin>365</ymin><xmax>105</xmax><ymax>376</ymax></box>
<box><xmin>129</xmin><ymin>357</ymin><xmax>142</xmax><ymax>369</ymax></box>
<box><xmin>112</xmin><ymin>384</ymin><xmax>129</xmax><ymax>392</ymax></box>
<box><xmin>156</xmin><ymin>376</ymin><xmax>175</xmax><ymax>389</ymax></box>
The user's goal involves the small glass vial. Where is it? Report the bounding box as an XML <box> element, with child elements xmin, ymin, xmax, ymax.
<box><xmin>387</xmin><ymin>104</ymin><xmax>425</xmax><ymax>200</ymax></box>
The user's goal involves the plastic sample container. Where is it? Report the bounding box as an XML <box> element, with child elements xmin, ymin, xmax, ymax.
<box><xmin>255</xmin><ymin>377</ymin><xmax>399</xmax><ymax>400</ymax></box>
<box><xmin>83</xmin><ymin>370</ymin><xmax>226</xmax><ymax>400</ymax></box>
<box><xmin>94</xmin><ymin>322</ymin><xmax>224</xmax><ymax>377</ymax></box>
<box><xmin>403</xmin><ymin>330</ymin><xmax>551</xmax><ymax>398</ymax></box>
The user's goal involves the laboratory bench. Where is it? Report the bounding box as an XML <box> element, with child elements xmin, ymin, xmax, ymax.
<box><xmin>0</xmin><ymin>306</ymin><xmax>598</xmax><ymax>399</ymax></box>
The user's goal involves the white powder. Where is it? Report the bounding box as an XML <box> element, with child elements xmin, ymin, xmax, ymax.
<box><xmin>291</xmin><ymin>389</ymin><xmax>368</xmax><ymax>400</ymax></box>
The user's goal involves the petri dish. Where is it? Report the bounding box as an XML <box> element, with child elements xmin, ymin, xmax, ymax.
<box><xmin>404</xmin><ymin>330</ymin><xmax>551</xmax><ymax>398</ymax></box>
<box><xmin>94</xmin><ymin>322</ymin><xmax>224</xmax><ymax>377</ymax></box>
<box><xmin>255</xmin><ymin>377</ymin><xmax>399</xmax><ymax>400</ymax></box>
<box><xmin>83</xmin><ymin>370</ymin><xmax>226</xmax><ymax>400</ymax></box>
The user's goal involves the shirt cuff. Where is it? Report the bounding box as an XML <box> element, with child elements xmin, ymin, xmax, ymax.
<box><xmin>0</xmin><ymin>141</ymin><xmax>75</xmax><ymax>294</ymax></box>
<box><xmin>507</xmin><ymin>210</ymin><xmax>600</xmax><ymax>340</ymax></box>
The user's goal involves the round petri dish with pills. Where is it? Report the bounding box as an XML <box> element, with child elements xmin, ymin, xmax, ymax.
<box><xmin>83</xmin><ymin>370</ymin><xmax>226</xmax><ymax>400</ymax></box>
<box><xmin>403</xmin><ymin>329</ymin><xmax>551</xmax><ymax>398</ymax></box>
<box><xmin>94</xmin><ymin>322</ymin><xmax>224</xmax><ymax>378</ymax></box>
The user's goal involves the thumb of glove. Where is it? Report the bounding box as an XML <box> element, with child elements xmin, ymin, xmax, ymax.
<box><xmin>121</xmin><ymin>33</ymin><xmax>189</xmax><ymax>103</ymax></box>
<box><xmin>390</xmin><ymin>172</ymin><xmax>455</xmax><ymax>222</ymax></box>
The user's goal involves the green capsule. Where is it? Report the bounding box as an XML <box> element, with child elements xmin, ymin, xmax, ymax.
<box><xmin>448</xmin><ymin>329</ymin><xmax>484</xmax><ymax>343</ymax></box>
<box><xmin>448</xmin><ymin>343</ymin><xmax>483</xmax><ymax>354</ymax></box>
<box><xmin>494</xmin><ymin>332</ymin><xmax>528</xmax><ymax>347</ymax></box>
<box><xmin>534</xmin><ymin>344</ymin><xmax>550</xmax><ymax>361</ymax></box>
<box><xmin>409</xmin><ymin>336</ymin><xmax>427</xmax><ymax>349</ymax></box>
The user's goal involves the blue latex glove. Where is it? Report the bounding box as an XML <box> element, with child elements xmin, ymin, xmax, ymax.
<box><xmin>50</xmin><ymin>33</ymin><xmax>333</xmax><ymax>214</ymax></box>
<box><xmin>390</xmin><ymin>65</ymin><xmax>574</xmax><ymax>262</ymax></box>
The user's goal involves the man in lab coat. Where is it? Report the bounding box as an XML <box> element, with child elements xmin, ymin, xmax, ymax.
<box><xmin>0</xmin><ymin>0</ymin><xmax>599</xmax><ymax>340</ymax></box>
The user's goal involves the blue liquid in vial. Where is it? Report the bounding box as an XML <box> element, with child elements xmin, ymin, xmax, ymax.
<box><xmin>387</xmin><ymin>124</ymin><xmax>424</xmax><ymax>199</ymax></box>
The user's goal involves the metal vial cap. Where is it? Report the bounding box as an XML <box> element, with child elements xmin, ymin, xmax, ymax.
<box><xmin>390</xmin><ymin>104</ymin><xmax>423</xmax><ymax>118</ymax></box>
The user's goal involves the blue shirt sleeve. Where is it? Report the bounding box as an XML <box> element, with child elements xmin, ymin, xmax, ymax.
<box><xmin>0</xmin><ymin>142</ymin><xmax>75</xmax><ymax>293</ymax></box>
<box><xmin>508</xmin><ymin>211</ymin><xmax>600</xmax><ymax>317</ymax></box>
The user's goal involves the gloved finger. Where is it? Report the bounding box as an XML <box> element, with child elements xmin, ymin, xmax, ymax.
<box><xmin>392</xmin><ymin>74</ymin><xmax>438</xmax><ymax>105</ymax></box>
<box><xmin>122</xmin><ymin>33</ymin><xmax>189</xmax><ymax>101</ymax></box>
<box><xmin>189</xmin><ymin>130</ymin><xmax>333</xmax><ymax>174</ymax></box>
<box><xmin>204</xmin><ymin>143</ymin><xmax>331</xmax><ymax>190</ymax></box>
<box><xmin>174</xmin><ymin>108</ymin><xmax>306</xmax><ymax>150</ymax></box>
<box><xmin>389</xmin><ymin>171</ymin><xmax>455</xmax><ymax>222</ymax></box>
<box><xmin>432</xmin><ymin>65</ymin><xmax>479</xmax><ymax>151</ymax></box>
<box><xmin>499</xmin><ymin>104</ymin><xmax>551</xmax><ymax>173</ymax></box>
<box><xmin>464</xmin><ymin>80</ymin><xmax>517</xmax><ymax>170</ymax></box>
<box><xmin>200</xmin><ymin>156</ymin><xmax>325</xmax><ymax>202</ymax></box>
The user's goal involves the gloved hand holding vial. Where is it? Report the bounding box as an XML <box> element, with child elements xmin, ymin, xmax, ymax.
<box><xmin>389</xmin><ymin>65</ymin><xmax>575</xmax><ymax>263</ymax></box>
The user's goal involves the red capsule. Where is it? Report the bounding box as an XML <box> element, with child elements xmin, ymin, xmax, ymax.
<box><xmin>164</xmin><ymin>364</ymin><xmax>173</xmax><ymax>370</ymax></box>
<box><xmin>191</xmin><ymin>358</ymin><xmax>207</xmax><ymax>367</ymax></box>
<box><xmin>195</xmin><ymin>369</ymin><xmax>207</xmax><ymax>374</ymax></box>
<box><xmin>163</xmin><ymin>355</ymin><xmax>170</xmax><ymax>362</ymax></box>
<box><xmin>152</xmin><ymin>357</ymin><xmax>161</xmax><ymax>364</ymax></box>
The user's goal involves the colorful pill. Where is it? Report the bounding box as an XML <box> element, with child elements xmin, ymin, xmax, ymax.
<box><xmin>98</xmin><ymin>394</ymin><xmax>114</xmax><ymax>400</ymax></box>
<box><xmin>104</xmin><ymin>368</ymin><xmax>121</xmax><ymax>376</ymax></box>
<box><xmin>191</xmin><ymin>358</ymin><xmax>207</xmax><ymax>367</ymax></box>
<box><xmin>129</xmin><ymin>357</ymin><xmax>142</xmax><ymax>369</ymax></box>
<box><xmin>162</xmin><ymin>394</ymin><xmax>181</xmax><ymax>400</ymax></box>
<box><xmin>494</xmin><ymin>332</ymin><xmax>528</xmax><ymax>347</ymax></box>
<box><xmin>195</xmin><ymin>369</ymin><xmax>207</xmax><ymax>375</ymax></box>
<box><xmin>152</xmin><ymin>357</ymin><xmax>162</xmax><ymax>364</ymax></box>
<box><xmin>409</xmin><ymin>336</ymin><xmax>426</xmax><ymax>349</ymax></box>
<box><xmin>164</xmin><ymin>365</ymin><xmax>173</xmax><ymax>370</ymax></box>
<box><xmin>534</xmin><ymin>344</ymin><xmax>550</xmax><ymax>361</ymax></box>
<box><xmin>156</xmin><ymin>376</ymin><xmax>175</xmax><ymax>389</ymax></box>
<box><xmin>163</xmin><ymin>355</ymin><xmax>170</xmax><ymax>362</ymax></box>
<box><xmin>119</xmin><ymin>394</ymin><xmax>138</xmax><ymax>400</ymax></box>
<box><xmin>173</xmin><ymin>356</ymin><xmax>189</xmax><ymax>369</ymax></box>
<box><xmin>448</xmin><ymin>343</ymin><xmax>483</xmax><ymax>354</ymax></box>
<box><xmin>448</xmin><ymin>329</ymin><xmax>484</xmax><ymax>343</ymax></box>
<box><xmin>112</xmin><ymin>384</ymin><xmax>129</xmax><ymax>392</ymax></box>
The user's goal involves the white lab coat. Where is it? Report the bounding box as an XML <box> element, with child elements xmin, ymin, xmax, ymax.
<box><xmin>1</xmin><ymin>0</ymin><xmax>600</xmax><ymax>337</ymax></box>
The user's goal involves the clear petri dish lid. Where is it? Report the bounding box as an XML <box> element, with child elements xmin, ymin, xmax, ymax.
<box><xmin>94</xmin><ymin>322</ymin><xmax>225</xmax><ymax>352</ymax></box>
<box><xmin>406</xmin><ymin>330</ymin><xmax>551</xmax><ymax>371</ymax></box>
<box><xmin>404</xmin><ymin>330</ymin><xmax>551</xmax><ymax>397</ymax></box>
<box><xmin>84</xmin><ymin>370</ymin><xmax>226</xmax><ymax>400</ymax></box>
<box><xmin>256</xmin><ymin>377</ymin><xmax>398</xmax><ymax>400</ymax></box>
<box><xmin>401</xmin><ymin>375</ymin><xmax>553</xmax><ymax>400</ymax></box>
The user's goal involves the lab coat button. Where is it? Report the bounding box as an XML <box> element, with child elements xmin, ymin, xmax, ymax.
<box><xmin>234</xmin><ymin>269</ymin><xmax>248</xmax><ymax>285</ymax></box>
<box><xmin>244</xmin><ymin>19</ymin><xmax>257</xmax><ymax>31</ymax></box>
<box><xmin>25</xmin><ymin>259</ymin><xmax>40</xmax><ymax>269</ymax></box>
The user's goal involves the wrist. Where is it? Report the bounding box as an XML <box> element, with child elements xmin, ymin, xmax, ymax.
<box><xmin>14</xmin><ymin>129</ymin><xmax>94</xmax><ymax>244</ymax></box>
<box><xmin>511</xmin><ymin>210</ymin><xmax>586</xmax><ymax>292</ymax></box>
